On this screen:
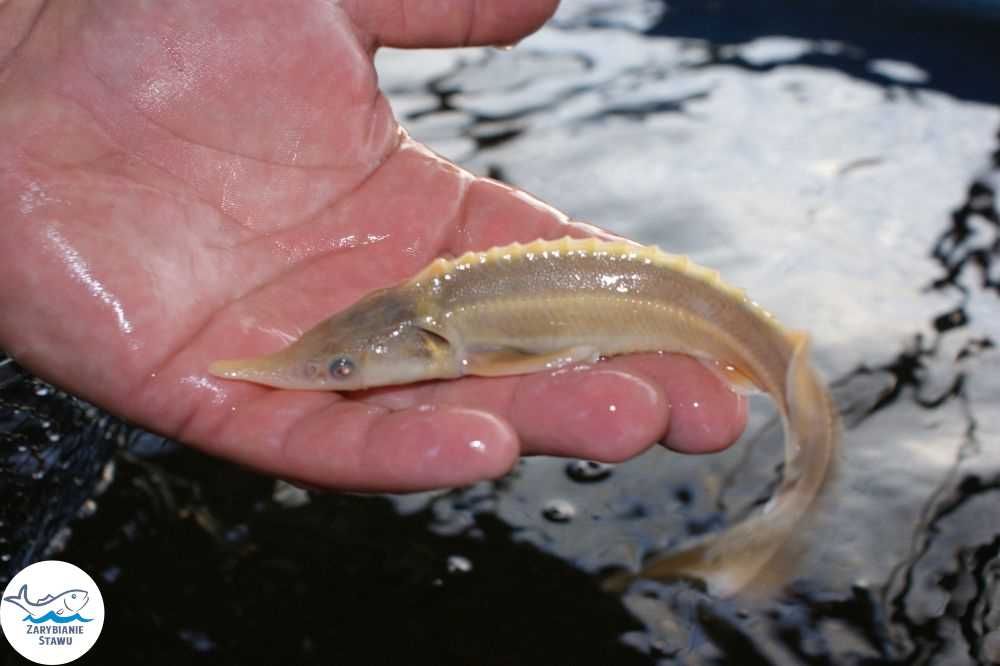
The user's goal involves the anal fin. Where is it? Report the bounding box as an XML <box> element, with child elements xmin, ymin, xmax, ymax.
<box><xmin>699</xmin><ymin>358</ymin><xmax>762</xmax><ymax>396</ymax></box>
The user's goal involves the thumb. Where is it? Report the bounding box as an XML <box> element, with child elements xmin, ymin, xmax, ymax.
<box><xmin>345</xmin><ymin>0</ymin><xmax>559</xmax><ymax>49</ymax></box>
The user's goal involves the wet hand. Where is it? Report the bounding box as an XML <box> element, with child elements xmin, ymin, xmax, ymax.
<box><xmin>0</xmin><ymin>0</ymin><xmax>746</xmax><ymax>491</ymax></box>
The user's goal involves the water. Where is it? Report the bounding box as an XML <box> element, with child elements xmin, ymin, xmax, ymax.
<box><xmin>21</xmin><ymin>612</ymin><xmax>94</xmax><ymax>625</ymax></box>
<box><xmin>2</xmin><ymin>1</ymin><xmax>999</xmax><ymax>664</ymax></box>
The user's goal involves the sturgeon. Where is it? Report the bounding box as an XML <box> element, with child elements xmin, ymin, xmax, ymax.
<box><xmin>210</xmin><ymin>237</ymin><xmax>840</xmax><ymax>595</ymax></box>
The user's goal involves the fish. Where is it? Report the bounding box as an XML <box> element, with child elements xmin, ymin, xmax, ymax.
<box><xmin>3</xmin><ymin>585</ymin><xmax>90</xmax><ymax>620</ymax></box>
<box><xmin>210</xmin><ymin>236</ymin><xmax>840</xmax><ymax>596</ymax></box>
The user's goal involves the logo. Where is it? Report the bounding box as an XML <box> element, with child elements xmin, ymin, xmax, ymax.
<box><xmin>1</xmin><ymin>561</ymin><xmax>104</xmax><ymax>665</ymax></box>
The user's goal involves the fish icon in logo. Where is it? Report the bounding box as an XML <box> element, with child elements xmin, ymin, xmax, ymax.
<box><xmin>2</xmin><ymin>585</ymin><xmax>92</xmax><ymax>624</ymax></box>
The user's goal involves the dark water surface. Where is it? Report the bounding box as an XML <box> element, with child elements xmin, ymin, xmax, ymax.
<box><xmin>3</xmin><ymin>1</ymin><xmax>999</xmax><ymax>664</ymax></box>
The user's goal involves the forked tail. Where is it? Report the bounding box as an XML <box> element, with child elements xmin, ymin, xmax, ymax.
<box><xmin>605</xmin><ymin>333</ymin><xmax>840</xmax><ymax>596</ymax></box>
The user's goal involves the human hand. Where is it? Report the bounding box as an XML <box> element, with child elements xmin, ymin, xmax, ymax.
<box><xmin>0</xmin><ymin>0</ymin><xmax>746</xmax><ymax>492</ymax></box>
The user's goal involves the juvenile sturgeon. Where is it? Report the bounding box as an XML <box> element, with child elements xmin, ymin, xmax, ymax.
<box><xmin>210</xmin><ymin>237</ymin><xmax>840</xmax><ymax>596</ymax></box>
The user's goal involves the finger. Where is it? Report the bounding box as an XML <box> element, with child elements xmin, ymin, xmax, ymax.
<box><xmin>507</xmin><ymin>365</ymin><xmax>670</xmax><ymax>460</ymax></box>
<box><xmin>360</xmin><ymin>353</ymin><xmax>748</xmax><ymax>462</ymax></box>
<box><xmin>447</xmin><ymin>176</ymin><xmax>623</xmax><ymax>253</ymax></box>
<box><xmin>191</xmin><ymin>388</ymin><xmax>519</xmax><ymax>492</ymax></box>
<box><xmin>509</xmin><ymin>354</ymin><xmax>747</xmax><ymax>456</ymax></box>
<box><xmin>611</xmin><ymin>354</ymin><xmax>749</xmax><ymax>454</ymax></box>
<box><xmin>345</xmin><ymin>0</ymin><xmax>560</xmax><ymax>49</ymax></box>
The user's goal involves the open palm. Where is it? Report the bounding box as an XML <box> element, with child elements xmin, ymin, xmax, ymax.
<box><xmin>0</xmin><ymin>0</ymin><xmax>745</xmax><ymax>491</ymax></box>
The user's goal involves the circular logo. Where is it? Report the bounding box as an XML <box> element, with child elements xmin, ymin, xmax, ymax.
<box><xmin>1</xmin><ymin>561</ymin><xmax>105</xmax><ymax>665</ymax></box>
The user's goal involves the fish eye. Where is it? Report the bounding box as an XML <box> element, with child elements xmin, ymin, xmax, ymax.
<box><xmin>328</xmin><ymin>356</ymin><xmax>355</xmax><ymax>379</ymax></box>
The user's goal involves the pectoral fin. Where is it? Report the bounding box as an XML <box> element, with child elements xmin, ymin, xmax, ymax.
<box><xmin>463</xmin><ymin>345</ymin><xmax>601</xmax><ymax>377</ymax></box>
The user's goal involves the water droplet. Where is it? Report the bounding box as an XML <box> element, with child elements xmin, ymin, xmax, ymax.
<box><xmin>446</xmin><ymin>555</ymin><xmax>472</xmax><ymax>574</ymax></box>
<box><xmin>178</xmin><ymin>628</ymin><xmax>216</xmax><ymax>654</ymax></box>
<box><xmin>31</xmin><ymin>470</ymin><xmax>45</xmax><ymax>481</ymax></box>
<box><xmin>468</xmin><ymin>440</ymin><xmax>485</xmax><ymax>452</ymax></box>
<box><xmin>77</xmin><ymin>499</ymin><xmax>97</xmax><ymax>519</ymax></box>
<box><xmin>224</xmin><ymin>524</ymin><xmax>250</xmax><ymax>544</ymax></box>
<box><xmin>47</xmin><ymin>433</ymin><xmax>61</xmax><ymax>443</ymax></box>
<box><xmin>675</xmin><ymin>487</ymin><xmax>693</xmax><ymax>505</ymax></box>
<box><xmin>34</xmin><ymin>385</ymin><xmax>50</xmax><ymax>396</ymax></box>
<box><xmin>566</xmin><ymin>460</ymin><xmax>614</xmax><ymax>483</ymax></box>
<box><xmin>542</xmin><ymin>499</ymin><xmax>576</xmax><ymax>523</ymax></box>
<box><xmin>650</xmin><ymin>640</ymin><xmax>675</xmax><ymax>657</ymax></box>
<box><xmin>0</xmin><ymin>554</ymin><xmax>10</xmax><ymax>563</ymax></box>
<box><xmin>273</xmin><ymin>480</ymin><xmax>310</xmax><ymax>508</ymax></box>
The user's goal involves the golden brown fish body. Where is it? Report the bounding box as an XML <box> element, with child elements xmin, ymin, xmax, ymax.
<box><xmin>211</xmin><ymin>237</ymin><xmax>840</xmax><ymax>595</ymax></box>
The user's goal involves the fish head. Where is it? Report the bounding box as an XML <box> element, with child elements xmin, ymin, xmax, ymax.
<box><xmin>62</xmin><ymin>590</ymin><xmax>88</xmax><ymax>612</ymax></box>
<box><xmin>210</xmin><ymin>289</ymin><xmax>456</xmax><ymax>391</ymax></box>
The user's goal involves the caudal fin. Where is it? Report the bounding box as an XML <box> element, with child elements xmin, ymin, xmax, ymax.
<box><xmin>3</xmin><ymin>584</ymin><xmax>27</xmax><ymax>601</ymax></box>
<box><xmin>3</xmin><ymin>584</ymin><xmax>30</xmax><ymax>612</ymax></box>
<box><xmin>606</xmin><ymin>334</ymin><xmax>840</xmax><ymax>597</ymax></box>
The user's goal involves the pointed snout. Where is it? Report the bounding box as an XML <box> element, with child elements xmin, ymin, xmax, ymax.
<box><xmin>208</xmin><ymin>352</ymin><xmax>299</xmax><ymax>388</ymax></box>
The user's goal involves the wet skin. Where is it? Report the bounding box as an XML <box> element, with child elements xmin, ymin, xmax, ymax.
<box><xmin>0</xmin><ymin>0</ymin><xmax>746</xmax><ymax>492</ymax></box>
